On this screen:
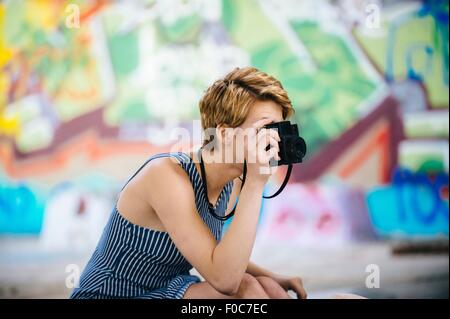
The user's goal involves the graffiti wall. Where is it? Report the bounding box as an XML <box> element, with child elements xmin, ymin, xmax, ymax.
<box><xmin>0</xmin><ymin>0</ymin><xmax>448</xmax><ymax>249</ymax></box>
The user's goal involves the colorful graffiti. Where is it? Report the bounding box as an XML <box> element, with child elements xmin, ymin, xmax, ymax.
<box><xmin>0</xmin><ymin>179</ymin><xmax>45</xmax><ymax>234</ymax></box>
<box><xmin>367</xmin><ymin>168</ymin><xmax>449</xmax><ymax>237</ymax></box>
<box><xmin>255</xmin><ymin>182</ymin><xmax>377</xmax><ymax>246</ymax></box>
<box><xmin>355</xmin><ymin>0</ymin><xmax>448</xmax><ymax>108</ymax></box>
<box><xmin>0</xmin><ymin>0</ymin><xmax>448</xmax><ymax>242</ymax></box>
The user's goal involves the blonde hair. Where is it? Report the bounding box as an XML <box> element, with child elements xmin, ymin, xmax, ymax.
<box><xmin>199</xmin><ymin>67</ymin><xmax>295</xmax><ymax>145</ymax></box>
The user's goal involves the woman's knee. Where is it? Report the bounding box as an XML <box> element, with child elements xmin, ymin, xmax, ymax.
<box><xmin>235</xmin><ymin>274</ymin><xmax>269</xmax><ymax>299</ymax></box>
<box><xmin>256</xmin><ymin>276</ymin><xmax>290</xmax><ymax>299</ymax></box>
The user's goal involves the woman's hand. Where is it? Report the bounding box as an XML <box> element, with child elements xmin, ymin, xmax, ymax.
<box><xmin>244</xmin><ymin>118</ymin><xmax>280</xmax><ymax>184</ymax></box>
<box><xmin>272</xmin><ymin>274</ymin><xmax>307</xmax><ymax>299</ymax></box>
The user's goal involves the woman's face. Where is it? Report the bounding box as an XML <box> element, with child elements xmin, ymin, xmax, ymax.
<box><xmin>221</xmin><ymin>99</ymin><xmax>284</xmax><ymax>165</ymax></box>
<box><xmin>240</xmin><ymin>99</ymin><xmax>284</xmax><ymax>130</ymax></box>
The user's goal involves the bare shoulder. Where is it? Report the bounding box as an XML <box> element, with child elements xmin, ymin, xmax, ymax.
<box><xmin>136</xmin><ymin>156</ymin><xmax>202</xmax><ymax>227</ymax></box>
<box><xmin>138</xmin><ymin>156</ymin><xmax>194</xmax><ymax>200</ymax></box>
<box><xmin>116</xmin><ymin>155</ymin><xmax>197</xmax><ymax>231</ymax></box>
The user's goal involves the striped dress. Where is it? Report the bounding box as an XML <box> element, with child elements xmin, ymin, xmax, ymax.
<box><xmin>70</xmin><ymin>152</ymin><xmax>233</xmax><ymax>299</ymax></box>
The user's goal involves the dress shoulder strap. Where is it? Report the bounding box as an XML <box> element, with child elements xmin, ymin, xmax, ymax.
<box><xmin>120</xmin><ymin>152</ymin><xmax>192</xmax><ymax>191</ymax></box>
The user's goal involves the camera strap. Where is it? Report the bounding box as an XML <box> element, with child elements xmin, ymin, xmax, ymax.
<box><xmin>262</xmin><ymin>164</ymin><xmax>292</xmax><ymax>199</ymax></box>
<box><xmin>198</xmin><ymin>148</ymin><xmax>243</xmax><ymax>221</ymax></box>
<box><xmin>198</xmin><ymin>147</ymin><xmax>292</xmax><ymax>221</ymax></box>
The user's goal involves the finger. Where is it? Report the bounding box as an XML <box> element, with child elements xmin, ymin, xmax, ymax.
<box><xmin>293</xmin><ymin>281</ymin><xmax>307</xmax><ymax>299</ymax></box>
<box><xmin>259</xmin><ymin>146</ymin><xmax>280</xmax><ymax>164</ymax></box>
<box><xmin>252</xmin><ymin>118</ymin><xmax>274</xmax><ymax>130</ymax></box>
<box><xmin>257</xmin><ymin>130</ymin><xmax>280</xmax><ymax>150</ymax></box>
<box><xmin>266</xmin><ymin>143</ymin><xmax>281</xmax><ymax>161</ymax></box>
<box><xmin>257</xmin><ymin>137</ymin><xmax>280</xmax><ymax>162</ymax></box>
<box><xmin>263</xmin><ymin>127</ymin><xmax>281</xmax><ymax>142</ymax></box>
<box><xmin>269</xmin><ymin>147</ymin><xmax>281</xmax><ymax>163</ymax></box>
<box><xmin>257</xmin><ymin>127</ymin><xmax>281</xmax><ymax>142</ymax></box>
<box><xmin>268</xmin><ymin>137</ymin><xmax>281</xmax><ymax>157</ymax></box>
<box><xmin>258</xmin><ymin>135</ymin><xmax>280</xmax><ymax>154</ymax></box>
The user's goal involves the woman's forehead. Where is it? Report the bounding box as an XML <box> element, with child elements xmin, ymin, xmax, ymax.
<box><xmin>247</xmin><ymin>100</ymin><xmax>283</xmax><ymax>122</ymax></box>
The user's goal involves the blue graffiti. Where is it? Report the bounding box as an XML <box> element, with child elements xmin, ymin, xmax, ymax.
<box><xmin>393</xmin><ymin>168</ymin><xmax>449</xmax><ymax>224</ymax></box>
<box><xmin>0</xmin><ymin>183</ymin><xmax>45</xmax><ymax>234</ymax></box>
<box><xmin>367</xmin><ymin>167</ymin><xmax>449</xmax><ymax>237</ymax></box>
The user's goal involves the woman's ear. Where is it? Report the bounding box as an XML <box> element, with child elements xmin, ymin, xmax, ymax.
<box><xmin>216</xmin><ymin>124</ymin><xmax>232</xmax><ymax>146</ymax></box>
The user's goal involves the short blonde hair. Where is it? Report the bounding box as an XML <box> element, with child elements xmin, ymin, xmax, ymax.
<box><xmin>199</xmin><ymin>67</ymin><xmax>295</xmax><ymax>145</ymax></box>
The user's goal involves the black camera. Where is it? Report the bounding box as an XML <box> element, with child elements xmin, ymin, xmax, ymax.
<box><xmin>264</xmin><ymin>121</ymin><xmax>307</xmax><ymax>166</ymax></box>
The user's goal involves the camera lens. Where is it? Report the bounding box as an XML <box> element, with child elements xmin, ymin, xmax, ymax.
<box><xmin>297</xmin><ymin>138</ymin><xmax>306</xmax><ymax>157</ymax></box>
<box><xmin>285</xmin><ymin>139</ymin><xmax>296</xmax><ymax>159</ymax></box>
<box><xmin>285</xmin><ymin>138</ymin><xmax>305</xmax><ymax>162</ymax></box>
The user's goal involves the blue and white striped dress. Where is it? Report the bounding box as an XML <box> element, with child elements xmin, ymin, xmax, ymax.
<box><xmin>70</xmin><ymin>152</ymin><xmax>233</xmax><ymax>299</ymax></box>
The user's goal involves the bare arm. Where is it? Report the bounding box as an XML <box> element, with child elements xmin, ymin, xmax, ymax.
<box><xmin>246</xmin><ymin>261</ymin><xmax>274</xmax><ymax>278</ymax></box>
<box><xmin>211</xmin><ymin>177</ymin><xmax>266</xmax><ymax>293</ymax></box>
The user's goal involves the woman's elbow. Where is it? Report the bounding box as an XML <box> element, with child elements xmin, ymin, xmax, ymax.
<box><xmin>211</xmin><ymin>275</ymin><xmax>241</xmax><ymax>296</ymax></box>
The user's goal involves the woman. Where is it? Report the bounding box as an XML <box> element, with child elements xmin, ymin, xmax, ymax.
<box><xmin>70</xmin><ymin>67</ymin><xmax>307</xmax><ymax>299</ymax></box>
